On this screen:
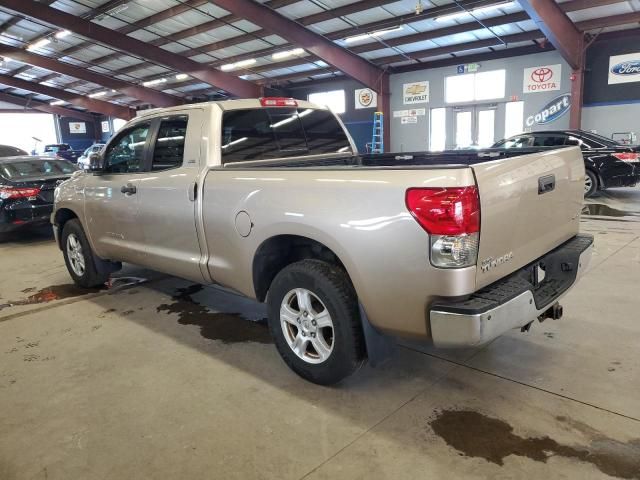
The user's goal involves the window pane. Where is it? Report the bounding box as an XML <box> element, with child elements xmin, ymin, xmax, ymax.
<box><xmin>455</xmin><ymin>111</ymin><xmax>473</xmax><ymax>148</ymax></box>
<box><xmin>504</xmin><ymin>101</ymin><xmax>524</xmax><ymax>139</ymax></box>
<box><xmin>475</xmin><ymin>70</ymin><xmax>505</xmax><ymax>101</ymax></box>
<box><xmin>103</xmin><ymin>124</ymin><xmax>149</xmax><ymax>174</ymax></box>
<box><xmin>267</xmin><ymin>108</ymin><xmax>308</xmax><ymax>155</ymax></box>
<box><xmin>152</xmin><ymin>115</ymin><xmax>188</xmax><ymax>171</ymax></box>
<box><xmin>445</xmin><ymin>74</ymin><xmax>474</xmax><ymax>103</ymax></box>
<box><xmin>221</xmin><ymin>109</ymin><xmax>278</xmax><ymax>163</ymax></box>
<box><xmin>308</xmin><ymin>90</ymin><xmax>346</xmax><ymax>114</ymax></box>
<box><xmin>429</xmin><ymin>108</ymin><xmax>446</xmax><ymax>151</ymax></box>
<box><xmin>299</xmin><ymin>109</ymin><xmax>352</xmax><ymax>155</ymax></box>
<box><xmin>532</xmin><ymin>135</ymin><xmax>567</xmax><ymax>147</ymax></box>
<box><xmin>477</xmin><ymin>109</ymin><xmax>495</xmax><ymax>148</ymax></box>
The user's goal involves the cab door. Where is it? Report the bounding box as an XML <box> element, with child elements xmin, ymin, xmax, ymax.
<box><xmin>83</xmin><ymin>121</ymin><xmax>152</xmax><ymax>264</ymax></box>
<box><xmin>133</xmin><ymin>110</ymin><xmax>206</xmax><ymax>282</ymax></box>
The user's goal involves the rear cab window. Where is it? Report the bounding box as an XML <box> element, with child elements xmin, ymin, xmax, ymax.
<box><xmin>221</xmin><ymin>107</ymin><xmax>352</xmax><ymax>164</ymax></box>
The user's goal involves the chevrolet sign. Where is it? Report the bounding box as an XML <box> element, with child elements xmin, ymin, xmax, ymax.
<box><xmin>403</xmin><ymin>81</ymin><xmax>429</xmax><ymax>105</ymax></box>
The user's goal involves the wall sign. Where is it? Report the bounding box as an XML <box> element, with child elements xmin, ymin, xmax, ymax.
<box><xmin>355</xmin><ymin>88</ymin><xmax>377</xmax><ymax>109</ymax></box>
<box><xmin>608</xmin><ymin>53</ymin><xmax>640</xmax><ymax>84</ymax></box>
<box><xmin>525</xmin><ymin>93</ymin><xmax>571</xmax><ymax>126</ymax></box>
<box><xmin>523</xmin><ymin>64</ymin><xmax>562</xmax><ymax>93</ymax></box>
<box><xmin>401</xmin><ymin>116</ymin><xmax>418</xmax><ymax>125</ymax></box>
<box><xmin>393</xmin><ymin>110</ymin><xmax>409</xmax><ymax>118</ymax></box>
<box><xmin>403</xmin><ymin>81</ymin><xmax>429</xmax><ymax>104</ymax></box>
<box><xmin>457</xmin><ymin>63</ymin><xmax>479</xmax><ymax>74</ymax></box>
<box><xmin>69</xmin><ymin>122</ymin><xmax>86</xmax><ymax>134</ymax></box>
<box><xmin>101</xmin><ymin>120</ymin><xmax>110</xmax><ymax>133</ymax></box>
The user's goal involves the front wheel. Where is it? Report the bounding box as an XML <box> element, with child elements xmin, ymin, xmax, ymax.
<box><xmin>62</xmin><ymin>219</ymin><xmax>110</xmax><ymax>288</ymax></box>
<box><xmin>267</xmin><ymin>260</ymin><xmax>365</xmax><ymax>385</ymax></box>
<box><xmin>584</xmin><ymin>170</ymin><xmax>598</xmax><ymax>198</ymax></box>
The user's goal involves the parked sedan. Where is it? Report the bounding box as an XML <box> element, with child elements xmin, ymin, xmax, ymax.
<box><xmin>43</xmin><ymin>143</ymin><xmax>80</xmax><ymax>163</ymax></box>
<box><xmin>1</xmin><ymin>156</ymin><xmax>77</xmax><ymax>233</ymax></box>
<box><xmin>0</xmin><ymin>145</ymin><xmax>29</xmax><ymax>157</ymax></box>
<box><xmin>77</xmin><ymin>143</ymin><xmax>105</xmax><ymax>170</ymax></box>
<box><xmin>493</xmin><ymin>130</ymin><xmax>640</xmax><ymax>197</ymax></box>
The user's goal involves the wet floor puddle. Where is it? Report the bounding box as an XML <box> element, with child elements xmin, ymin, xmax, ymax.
<box><xmin>156</xmin><ymin>284</ymin><xmax>272</xmax><ymax>344</ymax></box>
<box><xmin>582</xmin><ymin>204</ymin><xmax>640</xmax><ymax>218</ymax></box>
<box><xmin>0</xmin><ymin>276</ymin><xmax>147</xmax><ymax>311</ymax></box>
<box><xmin>429</xmin><ymin>409</ymin><xmax>640</xmax><ymax>479</ymax></box>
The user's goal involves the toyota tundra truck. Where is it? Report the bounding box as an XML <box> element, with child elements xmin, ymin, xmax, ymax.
<box><xmin>52</xmin><ymin>98</ymin><xmax>593</xmax><ymax>385</ymax></box>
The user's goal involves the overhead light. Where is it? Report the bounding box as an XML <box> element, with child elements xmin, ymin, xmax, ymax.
<box><xmin>272</xmin><ymin>48</ymin><xmax>305</xmax><ymax>60</ymax></box>
<box><xmin>3</xmin><ymin>56</ymin><xmax>13</xmax><ymax>63</ymax></box>
<box><xmin>175</xmin><ymin>73</ymin><xmax>188</xmax><ymax>80</ymax></box>
<box><xmin>50</xmin><ymin>100</ymin><xmax>66</xmax><ymax>106</ymax></box>
<box><xmin>88</xmin><ymin>91</ymin><xmax>107</xmax><ymax>98</ymax></box>
<box><xmin>111</xmin><ymin>89</ymin><xmax>117</xmax><ymax>93</ymax></box>
<box><xmin>143</xmin><ymin>77</ymin><xmax>167</xmax><ymax>87</ymax></box>
<box><xmin>54</xmin><ymin>30</ymin><xmax>71</xmax><ymax>39</ymax></box>
<box><xmin>27</xmin><ymin>38</ymin><xmax>51</xmax><ymax>51</ymax></box>
<box><xmin>344</xmin><ymin>26</ymin><xmax>404</xmax><ymax>44</ymax></box>
<box><xmin>20</xmin><ymin>73</ymin><xmax>35</xmax><ymax>79</ymax></box>
<box><xmin>435</xmin><ymin>1</ymin><xmax>514</xmax><ymax>22</ymax></box>
<box><xmin>221</xmin><ymin>58</ymin><xmax>257</xmax><ymax>71</ymax></box>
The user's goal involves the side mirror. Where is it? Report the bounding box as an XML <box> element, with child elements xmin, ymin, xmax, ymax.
<box><xmin>88</xmin><ymin>152</ymin><xmax>103</xmax><ymax>172</ymax></box>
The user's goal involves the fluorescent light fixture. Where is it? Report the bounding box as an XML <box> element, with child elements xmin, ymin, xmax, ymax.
<box><xmin>3</xmin><ymin>56</ymin><xmax>13</xmax><ymax>63</ymax></box>
<box><xmin>272</xmin><ymin>48</ymin><xmax>305</xmax><ymax>60</ymax></box>
<box><xmin>435</xmin><ymin>1</ymin><xmax>514</xmax><ymax>22</ymax></box>
<box><xmin>27</xmin><ymin>38</ymin><xmax>51</xmax><ymax>51</ymax></box>
<box><xmin>143</xmin><ymin>77</ymin><xmax>167</xmax><ymax>87</ymax></box>
<box><xmin>55</xmin><ymin>30</ymin><xmax>71</xmax><ymax>39</ymax></box>
<box><xmin>88</xmin><ymin>91</ymin><xmax>107</xmax><ymax>98</ymax></box>
<box><xmin>344</xmin><ymin>26</ymin><xmax>403</xmax><ymax>44</ymax></box>
<box><xmin>50</xmin><ymin>100</ymin><xmax>66</xmax><ymax>106</ymax></box>
<box><xmin>111</xmin><ymin>89</ymin><xmax>117</xmax><ymax>92</ymax></box>
<box><xmin>175</xmin><ymin>73</ymin><xmax>188</xmax><ymax>80</ymax></box>
<box><xmin>220</xmin><ymin>59</ymin><xmax>256</xmax><ymax>71</ymax></box>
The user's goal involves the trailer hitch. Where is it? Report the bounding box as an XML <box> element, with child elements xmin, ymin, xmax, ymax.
<box><xmin>538</xmin><ymin>302</ymin><xmax>563</xmax><ymax>322</ymax></box>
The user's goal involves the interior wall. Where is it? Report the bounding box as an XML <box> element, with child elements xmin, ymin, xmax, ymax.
<box><xmin>389</xmin><ymin>50</ymin><xmax>571</xmax><ymax>152</ymax></box>
<box><xmin>57</xmin><ymin>116</ymin><xmax>99</xmax><ymax>151</ymax></box>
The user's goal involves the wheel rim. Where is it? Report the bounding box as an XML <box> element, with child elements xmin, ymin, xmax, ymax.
<box><xmin>584</xmin><ymin>174</ymin><xmax>593</xmax><ymax>194</ymax></box>
<box><xmin>280</xmin><ymin>288</ymin><xmax>334</xmax><ymax>364</ymax></box>
<box><xmin>66</xmin><ymin>233</ymin><xmax>86</xmax><ymax>277</ymax></box>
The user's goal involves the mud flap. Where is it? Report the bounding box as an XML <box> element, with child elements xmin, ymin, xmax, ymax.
<box><xmin>359</xmin><ymin>304</ymin><xmax>396</xmax><ymax>367</ymax></box>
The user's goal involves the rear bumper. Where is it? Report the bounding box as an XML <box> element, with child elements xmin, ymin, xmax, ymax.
<box><xmin>429</xmin><ymin>234</ymin><xmax>593</xmax><ymax>348</ymax></box>
<box><xmin>1</xmin><ymin>203</ymin><xmax>54</xmax><ymax>233</ymax></box>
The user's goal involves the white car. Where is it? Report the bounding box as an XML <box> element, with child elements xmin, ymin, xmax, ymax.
<box><xmin>77</xmin><ymin>143</ymin><xmax>105</xmax><ymax>169</ymax></box>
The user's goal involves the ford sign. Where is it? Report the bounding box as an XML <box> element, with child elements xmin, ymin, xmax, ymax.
<box><xmin>525</xmin><ymin>93</ymin><xmax>571</xmax><ymax>127</ymax></box>
<box><xmin>610</xmin><ymin>60</ymin><xmax>640</xmax><ymax>76</ymax></box>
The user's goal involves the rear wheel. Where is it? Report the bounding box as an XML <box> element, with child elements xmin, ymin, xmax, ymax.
<box><xmin>62</xmin><ymin>219</ymin><xmax>110</xmax><ymax>288</ymax></box>
<box><xmin>584</xmin><ymin>170</ymin><xmax>598</xmax><ymax>198</ymax></box>
<box><xmin>267</xmin><ymin>259</ymin><xmax>365</xmax><ymax>385</ymax></box>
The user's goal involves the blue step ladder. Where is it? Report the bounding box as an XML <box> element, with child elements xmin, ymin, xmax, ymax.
<box><xmin>371</xmin><ymin>112</ymin><xmax>384</xmax><ymax>154</ymax></box>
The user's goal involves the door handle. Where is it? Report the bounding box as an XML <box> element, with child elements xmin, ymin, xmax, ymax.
<box><xmin>121</xmin><ymin>183</ymin><xmax>137</xmax><ymax>195</ymax></box>
<box><xmin>538</xmin><ymin>174</ymin><xmax>555</xmax><ymax>194</ymax></box>
<box><xmin>188</xmin><ymin>182</ymin><xmax>197</xmax><ymax>202</ymax></box>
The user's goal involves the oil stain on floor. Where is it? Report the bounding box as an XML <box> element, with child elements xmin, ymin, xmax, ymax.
<box><xmin>429</xmin><ymin>409</ymin><xmax>640</xmax><ymax>479</ymax></box>
<box><xmin>582</xmin><ymin>204</ymin><xmax>640</xmax><ymax>218</ymax></box>
<box><xmin>156</xmin><ymin>284</ymin><xmax>272</xmax><ymax>344</ymax></box>
<box><xmin>0</xmin><ymin>284</ymin><xmax>103</xmax><ymax>310</ymax></box>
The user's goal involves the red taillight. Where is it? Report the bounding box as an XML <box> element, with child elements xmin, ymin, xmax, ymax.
<box><xmin>0</xmin><ymin>186</ymin><xmax>41</xmax><ymax>200</ymax></box>
<box><xmin>612</xmin><ymin>152</ymin><xmax>638</xmax><ymax>162</ymax></box>
<box><xmin>406</xmin><ymin>187</ymin><xmax>480</xmax><ymax>235</ymax></box>
<box><xmin>260</xmin><ymin>97</ymin><xmax>298</xmax><ymax>107</ymax></box>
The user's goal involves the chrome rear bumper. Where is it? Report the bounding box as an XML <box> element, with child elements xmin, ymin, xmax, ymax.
<box><xmin>429</xmin><ymin>235</ymin><xmax>593</xmax><ymax>348</ymax></box>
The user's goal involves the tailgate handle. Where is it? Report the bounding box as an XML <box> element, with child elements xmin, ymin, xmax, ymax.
<box><xmin>538</xmin><ymin>174</ymin><xmax>555</xmax><ymax>194</ymax></box>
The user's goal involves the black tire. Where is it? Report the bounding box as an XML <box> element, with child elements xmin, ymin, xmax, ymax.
<box><xmin>584</xmin><ymin>170</ymin><xmax>598</xmax><ymax>198</ymax></box>
<box><xmin>61</xmin><ymin>219</ymin><xmax>110</xmax><ymax>288</ymax></box>
<box><xmin>267</xmin><ymin>259</ymin><xmax>365</xmax><ymax>385</ymax></box>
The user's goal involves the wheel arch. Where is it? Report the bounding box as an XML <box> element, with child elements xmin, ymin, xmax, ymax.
<box><xmin>53</xmin><ymin>208</ymin><xmax>80</xmax><ymax>250</ymax></box>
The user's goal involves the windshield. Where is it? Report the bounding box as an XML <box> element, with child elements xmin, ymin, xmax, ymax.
<box><xmin>0</xmin><ymin>145</ymin><xmax>29</xmax><ymax>157</ymax></box>
<box><xmin>0</xmin><ymin>159</ymin><xmax>78</xmax><ymax>179</ymax></box>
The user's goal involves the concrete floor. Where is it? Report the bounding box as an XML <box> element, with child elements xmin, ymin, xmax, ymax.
<box><xmin>1</xmin><ymin>189</ymin><xmax>639</xmax><ymax>480</ymax></box>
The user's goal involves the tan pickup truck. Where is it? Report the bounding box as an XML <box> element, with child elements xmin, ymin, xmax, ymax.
<box><xmin>52</xmin><ymin>98</ymin><xmax>593</xmax><ymax>384</ymax></box>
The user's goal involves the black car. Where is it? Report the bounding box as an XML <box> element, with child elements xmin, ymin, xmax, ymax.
<box><xmin>0</xmin><ymin>156</ymin><xmax>78</xmax><ymax>233</ymax></box>
<box><xmin>43</xmin><ymin>143</ymin><xmax>81</xmax><ymax>163</ymax></box>
<box><xmin>493</xmin><ymin>130</ymin><xmax>640</xmax><ymax>197</ymax></box>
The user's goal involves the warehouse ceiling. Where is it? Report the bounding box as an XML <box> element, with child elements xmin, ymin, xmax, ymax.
<box><xmin>0</xmin><ymin>0</ymin><xmax>638</xmax><ymax>117</ymax></box>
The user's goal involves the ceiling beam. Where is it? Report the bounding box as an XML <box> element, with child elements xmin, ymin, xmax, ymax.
<box><xmin>0</xmin><ymin>45</ymin><xmax>183</xmax><ymax>107</ymax></box>
<box><xmin>0</xmin><ymin>90</ymin><xmax>96</xmax><ymax>121</ymax></box>
<box><xmin>210</xmin><ymin>0</ymin><xmax>388</xmax><ymax>94</ymax></box>
<box><xmin>0</xmin><ymin>74</ymin><xmax>135</xmax><ymax>119</ymax></box>
<box><xmin>516</xmin><ymin>0</ymin><xmax>583</xmax><ymax>70</ymax></box>
<box><xmin>0</xmin><ymin>0</ymin><xmax>262</xmax><ymax>98</ymax></box>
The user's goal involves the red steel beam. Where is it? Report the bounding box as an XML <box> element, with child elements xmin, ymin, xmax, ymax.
<box><xmin>0</xmin><ymin>45</ymin><xmax>183</xmax><ymax>107</ymax></box>
<box><xmin>0</xmin><ymin>90</ymin><xmax>96</xmax><ymax>121</ymax></box>
<box><xmin>0</xmin><ymin>0</ymin><xmax>261</xmax><ymax>98</ymax></box>
<box><xmin>516</xmin><ymin>0</ymin><xmax>583</xmax><ymax>70</ymax></box>
<box><xmin>0</xmin><ymin>74</ymin><xmax>135</xmax><ymax>119</ymax></box>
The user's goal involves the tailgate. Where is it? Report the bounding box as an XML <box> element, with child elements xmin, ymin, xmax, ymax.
<box><xmin>472</xmin><ymin>146</ymin><xmax>584</xmax><ymax>288</ymax></box>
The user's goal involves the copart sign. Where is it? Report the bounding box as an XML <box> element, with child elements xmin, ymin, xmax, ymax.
<box><xmin>525</xmin><ymin>93</ymin><xmax>571</xmax><ymax>127</ymax></box>
<box><xmin>608</xmin><ymin>53</ymin><xmax>640</xmax><ymax>85</ymax></box>
<box><xmin>523</xmin><ymin>64</ymin><xmax>561</xmax><ymax>93</ymax></box>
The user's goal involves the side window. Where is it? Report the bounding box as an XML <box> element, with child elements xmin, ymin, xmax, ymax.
<box><xmin>300</xmin><ymin>109</ymin><xmax>352</xmax><ymax>155</ymax></box>
<box><xmin>532</xmin><ymin>135</ymin><xmax>566</xmax><ymax>147</ymax></box>
<box><xmin>503</xmin><ymin>136</ymin><xmax>532</xmax><ymax>148</ymax></box>
<box><xmin>103</xmin><ymin>123</ymin><xmax>150</xmax><ymax>174</ymax></box>
<box><xmin>221</xmin><ymin>109</ymin><xmax>278</xmax><ymax>163</ymax></box>
<box><xmin>152</xmin><ymin>115</ymin><xmax>189</xmax><ymax>171</ymax></box>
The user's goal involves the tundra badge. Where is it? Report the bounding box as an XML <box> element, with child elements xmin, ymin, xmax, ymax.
<box><xmin>480</xmin><ymin>252</ymin><xmax>514</xmax><ymax>273</ymax></box>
